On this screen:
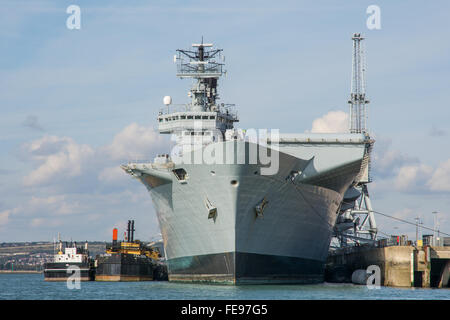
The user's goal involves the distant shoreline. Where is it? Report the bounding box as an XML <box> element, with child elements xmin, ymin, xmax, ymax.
<box><xmin>0</xmin><ymin>270</ymin><xmax>42</xmax><ymax>274</ymax></box>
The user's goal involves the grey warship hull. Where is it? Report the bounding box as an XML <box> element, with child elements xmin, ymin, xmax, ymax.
<box><xmin>122</xmin><ymin>41</ymin><xmax>371</xmax><ymax>284</ymax></box>
<box><xmin>126</xmin><ymin>138</ymin><xmax>368</xmax><ymax>284</ymax></box>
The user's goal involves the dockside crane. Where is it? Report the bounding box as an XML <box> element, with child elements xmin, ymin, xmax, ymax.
<box><xmin>332</xmin><ymin>33</ymin><xmax>378</xmax><ymax>248</ymax></box>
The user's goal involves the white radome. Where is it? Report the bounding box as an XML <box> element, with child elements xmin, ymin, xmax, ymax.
<box><xmin>163</xmin><ymin>96</ymin><xmax>172</xmax><ymax>105</ymax></box>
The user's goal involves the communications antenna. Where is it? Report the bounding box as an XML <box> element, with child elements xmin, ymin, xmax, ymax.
<box><xmin>349</xmin><ymin>33</ymin><xmax>369</xmax><ymax>134</ymax></box>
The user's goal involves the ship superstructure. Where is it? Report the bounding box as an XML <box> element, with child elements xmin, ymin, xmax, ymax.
<box><xmin>157</xmin><ymin>41</ymin><xmax>237</xmax><ymax>157</ymax></box>
<box><xmin>121</xmin><ymin>39</ymin><xmax>373</xmax><ymax>284</ymax></box>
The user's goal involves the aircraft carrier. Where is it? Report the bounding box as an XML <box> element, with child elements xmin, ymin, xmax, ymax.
<box><xmin>121</xmin><ymin>39</ymin><xmax>372</xmax><ymax>284</ymax></box>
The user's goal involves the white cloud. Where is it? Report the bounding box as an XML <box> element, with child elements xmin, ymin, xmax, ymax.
<box><xmin>376</xmin><ymin>149</ymin><xmax>411</xmax><ymax>172</ymax></box>
<box><xmin>368</xmin><ymin>137</ymin><xmax>450</xmax><ymax>195</ymax></box>
<box><xmin>2</xmin><ymin>189</ymin><xmax>154</xmax><ymax>235</ymax></box>
<box><xmin>372</xmin><ymin>149</ymin><xmax>418</xmax><ymax>177</ymax></box>
<box><xmin>394</xmin><ymin>164</ymin><xmax>433</xmax><ymax>192</ymax></box>
<box><xmin>98</xmin><ymin>166</ymin><xmax>128</xmax><ymax>183</ymax></box>
<box><xmin>371</xmin><ymin>137</ymin><xmax>419</xmax><ymax>179</ymax></box>
<box><xmin>2</xmin><ymin>196</ymin><xmax>83</xmax><ymax>226</ymax></box>
<box><xmin>21</xmin><ymin>123</ymin><xmax>167</xmax><ymax>189</ymax></box>
<box><xmin>4</xmin><ymin>122</ymin><xmax>168</xmax><ymax>239</ymax></box>
<box><xmin>385</xmin><ymin>158</ymin><xmax>450</xmax><ymax>194</ymax></box>
<box><xmin>102</xmin><ymin>123</ymin><xmax>167</xmax><ymax>161</ymax></box>
<box><xmin>23</xmin><ymin>135</ymin><xmax>94</xmax><ymax>186</ymax></box>
<box><xmin>309</xmin><ymin>111</ymin><xmax>349</xmax><ymax>133</ymax></box>
<box><xmin>427</xmin><ymin>159</ymin><xmax>450</xmax><ymax>192</ymax></box>
<box><xmin>29</xmin><ymin>195</ymin><xmax>82</xmax><ymax>216</ymax></box>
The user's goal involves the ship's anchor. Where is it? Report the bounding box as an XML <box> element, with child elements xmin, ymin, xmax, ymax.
<box><xmin>255</xmin><ymin>197</ymin><xmax>269</xmax><ymax>218</ymax></box>
<box><xmin>205</xmin><ymin>197</ymin><xmax>217</xmax><ymax>220</ymax></box>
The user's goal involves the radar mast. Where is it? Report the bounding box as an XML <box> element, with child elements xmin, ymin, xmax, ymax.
<box><xmin>348</xmin><ymin>33</ymin><xmax>369</xmax><ymax>134</ymax></box>
<box><xmin>157</xmin><ymin>40</ymin><xmax>238</xmax><ymax>138</ymax></box>
<box><xmin>175</xmin><ymin>39</ymin><xmax>225</xmax><ymax>112</ymax></box>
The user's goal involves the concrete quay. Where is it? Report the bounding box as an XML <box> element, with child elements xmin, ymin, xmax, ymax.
<box><xmin>326</xmin><ymin>245</ymin><xmax>450</xmax><ymax>288</ymax></box>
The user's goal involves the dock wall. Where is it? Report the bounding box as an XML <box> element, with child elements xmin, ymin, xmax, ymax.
<box><xmin>327</xmin><ymin>245</ymin><xmax>450</xmax><ymax>288</ymax></box>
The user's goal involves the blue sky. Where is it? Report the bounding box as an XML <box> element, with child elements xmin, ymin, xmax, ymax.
<box><xmin>1</xmin><ymin>0</ymin><xmax>449</xmax><ymax>242</ymax></box>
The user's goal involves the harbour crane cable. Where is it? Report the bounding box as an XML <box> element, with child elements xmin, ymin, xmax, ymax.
<box><xmin>340</xmin><ymin>200</ymin><xmax>449</xmax><ymax>237</ymax></box>
<box><xmin>371</xmin><ymin>209</ymin><xmax>450</xmax><ymax>237</ymax></box>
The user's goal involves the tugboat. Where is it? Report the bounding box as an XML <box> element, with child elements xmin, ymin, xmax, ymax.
<box><xmin>44</xmin><ymin>240</ymin><xmax>95</xmax><ymax>281</ymax></box>
<box><xmin>95</xmin><ymin>220</ymin><xmax>165</xmax><ymax>281</ymax></box>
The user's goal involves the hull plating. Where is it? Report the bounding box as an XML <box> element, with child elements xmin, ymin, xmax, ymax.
<box><xmin>131</xmin><ymin>140</ymin><xmax>365</xmax><ymax>284</ymax></box>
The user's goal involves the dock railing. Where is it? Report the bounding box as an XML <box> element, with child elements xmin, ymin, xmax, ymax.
<box><xmin>329</xmin><ymin>236</ymin><xmax>414</xmax><ymax>256</ymax></box>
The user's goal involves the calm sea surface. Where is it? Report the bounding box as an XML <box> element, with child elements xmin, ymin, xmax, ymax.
<box><xmin>0</xmin><ymin>274</ymin><xmax>448</xmax><ymax>300</ymax></box>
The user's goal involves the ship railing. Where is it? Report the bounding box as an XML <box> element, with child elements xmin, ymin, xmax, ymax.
<box><xmin>126</xmin><ymin>159</ymin><xmax>154</xmax><ymax>164</ymax></box>
<box><xmin>125</xmin><ymin>160</ymin><xmax>175</xmax><ymax>170</ymax></box>
<box><xmin>159</xmin><ymin>104</ymin><xmax>190</xmax><ymax>115</ymax></box>
<box><xmin>329</xmin><ymin>237</ymin><xmax>407</xmax><ymax>256</ymax></box>
<box><xmin>158</xmin><ymin>104</ymin><xmax>238</xmax><ymax>120</ymax></box>
<box><xmin>216</xmin><ymin>104</ymin><xmax>238</xmax><ymax>120</ymax></box>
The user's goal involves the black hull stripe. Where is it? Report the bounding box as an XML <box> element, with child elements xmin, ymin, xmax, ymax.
<box><xmin>167</xmin><ymin>252</ymin><xmax>324</xmax><ymax>284</ymax></box>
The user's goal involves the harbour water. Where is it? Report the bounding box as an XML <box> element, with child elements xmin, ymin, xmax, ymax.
<box><xmin>1</xmin><ymin>274</ymin><xmax>448</xmax><ymax>300</ymax></box>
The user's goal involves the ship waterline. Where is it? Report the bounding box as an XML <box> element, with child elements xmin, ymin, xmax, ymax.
<box><xmin>167</xmin><ymin>252</ymin><xmax>325</xmax><ymax>284</ymax></box>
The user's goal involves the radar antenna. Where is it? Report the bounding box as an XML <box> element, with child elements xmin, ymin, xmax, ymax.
<box><xmin>157</xmin><ymin>40</ymin><xmax>237</xmax><ymax>138</ymax></box>
<box><xmin>175</xmin><ymin>40</ymin><xmax>225</xmax><ymax>112</ymax></box>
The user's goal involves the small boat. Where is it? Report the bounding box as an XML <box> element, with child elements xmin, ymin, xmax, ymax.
<box><xmin>95</xmin><ymin>220</ymin><xmax>165</xmax><ymax>281</ymax></box>
<box><xmin>44</xmin><ymin>240</ymin><xmax>95</xmax><ymax>281</ymax></box>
